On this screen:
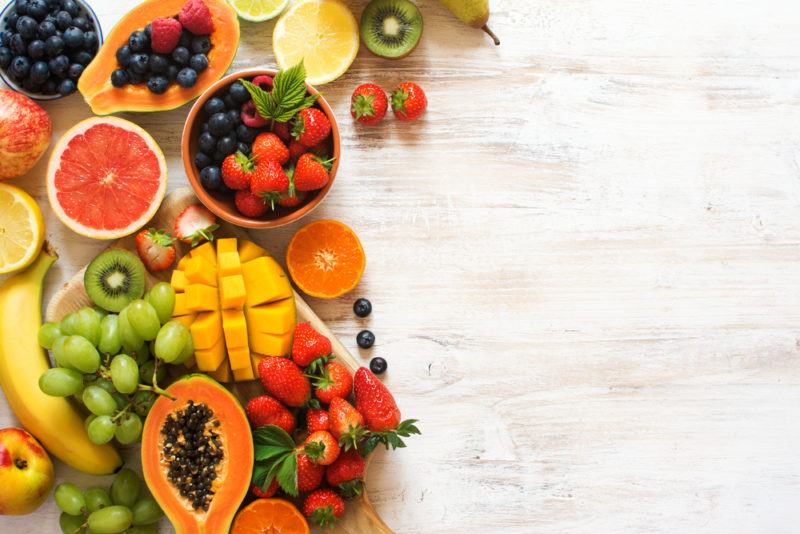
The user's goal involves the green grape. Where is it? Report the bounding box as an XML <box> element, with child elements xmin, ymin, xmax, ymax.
<box><xmin>126</xmin><ymin>525</ymin><xmax>158</xmax><ymax>534</ymax></box>
<box><xmin>62</xmin><ymin>335</ymin><xmax>101</xmax><ymax>374</ymax></box>
<box><xmin>154</xmin><ymin>320</ymin><xmax>189</xmax><ymax>363</ymax></box>
<box><xmin>126</xmin><ymin>300</ymin><xmax>161</xmax><ymax>341</ymax></box>
<box><xmin>84</xmin><ymin>487</ymin><xmax>112</xmax><ymax>513</ymax></box>
<box><xmin>131</xmin><ymin>494</ymin><xmax>163</xmax><ymax>526</ymax></box>
<box><xmin>39</xmin><ymin>367</ymin><xmax>83</xmax><ymax>396</ymax></box>
<box><xmin>59</xmin><ymin>511</ymin><xmax>86</xmax><ymax>534</ymax></box>
<box><xmin>84</xmin><ymin>414</ymin><xmax>96</xmax><ymax>432</ymax></box>
<box><xmin>98</xmin><ymin>314</ymin><xmax>122</xmax><ymax>355</ymax></box>
<box><xmin>132</xmin><ymin>341</ymin><xmax>150</xmax><ymax>365</ymax></box>
<box><xmin>93</xmin><ymin>378</ymin><xmax>115</xmax><ymax>394</ymax></box>
<box><xmin>110</xmin><ymin>468</ymin><xmax>141</xmax><ymax>507</ymax></box>
<box><xmin>51</xmin><ymin>336</ymin><xmax>75</xmax><ymax>370</ymax></box>
<box><xmin>171</xmin><ymin>334</ymin><xmax>194</xmax><ymax>365</ymax></box>
<box><xmin>54</xmin><ymin>482</ymin><xmax>86</xmax><ymax>516</ymax></box>
<box><xmin>87</xmin><ymin>415</ymin><xmax>115</xmax><ymax>445</ymax></box>
<box><xmin>147</xmin><ymin>282</ymin><xmax>176</xmax><ymax>325</ymax></box>
<box><xmin>59</xmin><ymin>312</ymin><xmax>79</xmax><ymax>336</ymax></box>
<box><xmin>132</xmin><ymin>390</ymin><xmax>156</xmax><ymax>417</ymax></box>
<box><xmin>110</xmin><ymin>354</ymin><xmax>139</xmax><ymax>394</ymax></box>
<box><xmin>82</xmin><ymin>385</ymin><xmax>117</xmax><ymax>416</ymax></box>
<box><xmin>38</xmin><ymin>322</ymin><xmax>63</xmax><ymax>349</ymax></box>
<box><xmin>74</xmin><ymin>307</ymin><xmax>101</xmax><ymax>347</ymax></box>
<box><xmin>118</xmin><ymin>307</ymin><xmax>144</xmax><ymax>353</ymax></box>
<box><xmin>86</xmin><ymin>505</ymin><xmax>133</xmax><ymax>534</ymax></box>
<box><xmin>115</xmin><ymin>413</ymin><xmax>143</xmax><ymax>445</ymax></box>
<box><xmin>138</xmin><ymin>360</ymin><xmax>166</xmax><ymax>386</ymax></box>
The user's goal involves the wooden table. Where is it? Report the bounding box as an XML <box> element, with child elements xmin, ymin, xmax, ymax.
<box><xmin>3</xmin><ymin>0</ymin><xmax>800</xmax><ymax>532</ymax></box>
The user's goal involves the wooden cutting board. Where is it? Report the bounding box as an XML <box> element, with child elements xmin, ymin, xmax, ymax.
<box><xmin>45</xmin><ymin>188</ymin><xmax>391</xmax><ymax>534</ymax></box>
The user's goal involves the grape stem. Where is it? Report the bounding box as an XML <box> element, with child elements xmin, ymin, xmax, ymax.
<box><xmin>111</xmin><ymin>404</ymin><xmax>131</xmax><ymax>422</ymax></box>
<box><xmin>138</xmin><ymin>358</ymin><xmax>176</xmax><ymax>400</ymax></box>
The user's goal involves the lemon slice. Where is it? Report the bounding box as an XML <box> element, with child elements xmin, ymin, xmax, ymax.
<box><xmin>0</xmin><ymin>184</ymin><xmax>44</xmax><ymax>274</ymax></box>
<box><xmin>273</xmin><ymin>0</ymin><xmax>359</xmax><ymax>85</ymax></box>
<box><xmin>227</xmin><ymin>0</ymin><xmax>289</xmax><ymax>22</ymax></box>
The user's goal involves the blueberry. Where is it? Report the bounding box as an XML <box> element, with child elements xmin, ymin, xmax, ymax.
<box><xmin>203</xmin><ymin>96</ymin><xmax>225</xmax><ymax>115</ymax></box>
<box><xmin>115</xmin><ymin>44</ymin><xmax>131</xmax><ymax>67</ymax></box>
<box><xmin>201</xmin><ymin>122</ymin><xmax>209</xmax><ymax>133</ymax></box>
<box><xmin>67</xmin><ymin>61</ymin><xmax>81</xmax><ymax>79</ymax></box>
<box><xmin>216</xmin><ymin>134</ymin><xmax>236</xmax><ymax>155</ymax></box>
<box><xmin>41</xmin><ymin>77</ymin><xmax>57</xmax><ymax>94</ymax></box>
<box><xmin>16</xmin><ymin>15</ymin><xmax>38</xmax><ymax>39</ymax></box>
<box><xmin>27</xmin><ymin>38</ymin><xmax>44</xmax><ymax>59</ymax></box>
<box><xmin>212</xmin><ymin>150</ymin><xmax>227</xmax><ymax>164</ymax></box>
<box><xmin>235</xmin><ymin>124</ymin><xmax>256</xmax><ymax>143</ymax></box>
<box><xmin>225</xmin><ymin>108</ymin><xmax>240</xmax><ymax>127</ymax></box>
<box><xmin>189</xmin><ymin>53</ymin><xmax>207</xmax><ymax>72</ymax></box>
<box><xmin>36</xmin><ymin>20</ymin><xmax>55</xmax><ymax>40</ymax></box>
<box><xmin>177</xmin><ymin>30</ymin><xmax>191</xmax><ymax>48</ymax></box>
<box><xmin>356</xmin><ymin>330</ymin><xmax>375</xmax><ymax>349</ymax></box>
<box><xmin>235</xmin><ymin>141</ymin><xmax>250</xmax><ymax>155</ymax></box>
<box><xmin>228</xmin><ymin>81</ymin><xmax>250</xmax><ymax>104</ymax></box>
<box><xmin>55</xmin><ymin>10</ymin><xmax>71</xmax><ymax>31</ymax></box>
<box><xmin>70</xmin><ymin>49</ymin><xmax>92</xmax><ymax>65</ymax></box>
<box><xmin>126</xmin><ymin>69</ymin><xmax>144</xmax><ymax>84</ymax></box>
<box><xmin>143</xmin><ymin>23</ymin><xmax>151</xmax><ymax>38</ymax></box>
<box><xmin>47</xmin><ymin>53</ymin><xmax>67</xmax><ymax>75</ymax></box>
<box><xmin>62</xmin><ymin>26</ymin><xmax>82</xmax><ymax>48</ymax></box>
<box><xmin>0</xmin><ymin>47</ymin><xmax>11</xmax><ymax>68</ymax></box>
<box><xmin>10</xmin><ymin>34</ymin><xmax>26</xmax><ymax>55</ymax></box>
<box><xmin>29</xmin><ymin>60</ymin><xmax>48</xmax><ymax>82</ymax></box>
<box><xmin>194</xmin><ymin>151</ymin><xmax>212</xmax><ymax>170</ymax></box>
<box><xmin>176</xmin><ymin>67</ymin><xmax>196</xmax><ymax>88</ymax></box>
<box><xmin>62</xmin><ymin>0</ymin><xmax>79</xmax><ymax>17</ymax></box>
<box><xmin>0</xmin><ymin>32</ymin><xmax>10</xmax><ymax>46</ymax></box>
<box><xmin>129</xmin><ymin>53</ymin><xmax>148</xmax><ymax>74</ymax></box>
<box><xmin>190</xmin><ymin>35</ymin><xmax>210</xmax><ymax>55</ymax></box>
<box><xmin>110</xmin><ymin>68</ymin><xmax>128</xmax><ymax>87</ymax></box>
<box><xmin>10</xmin><ymin>55</ymin><xmax>30</xmax><ymax>78</ymax></box>
<box><xmin>198</xmin><ymin>131</ymin><xmax>216</xmax><ymax>153</ymax></box>
<box><xmin>128</xmin><ymin>30</ymin><xmax>148</xmax><ymax>52</ymax></box>
<box><xmin>369</xmin><ymin>357</ymin><xmax>387</xmax><ymax>374</ymax></box>
<box><xmin>14</xmin><ymin>0</ymin><xmax>28</xmax><ymax>16</ymax></box>
<box><xmin>207</xmin><ymin>112</ymin><xmax>232</xmax><ymax>136</ymax></box>
<box><xmin>44</xmin><ymin>0</ymin><xmax>58</xmax><ymax>6</ymax></box>
<box><xmin>171</xmin><ymin>46</ymin><xmax>189</xmax><ymax>65</ymax></box>
<box><xmin>70</xmin><ymin>16</ymin><xmax>87</xmax><ymax>31</ymax></box>
<box><xmin>22</xmin><ymin>77</ymin><xmax>41</xmax><ymax>92</ymax></box>
<box><xmin>222</xmin><ymin>94</ymin><xmax>236</xmax><ymax>110</ymax></box>
<box><xmin>44</xmin><ymin>34</ymin><xmax>64</xmax><ymax>56</ymax></box>
<box><xmin>148</xmin><ymin>53</ymin><xmax>168</xmax><ymax>74</ymax></box>
<box><xmin>199</xmin><ymin>166</ymin><xmax>222</xmax><ymax>190</ymax></box>
<box><xmin>147</xmin><ymin>75</ymin><xmax>168</xmax><ymax>94</ymax></box>
<box><xmin>165</xmin><ymin>63</ymin><xmax>178</xmax><ymax>81</ymax></box>
<box><xmin>353</xmin><ymin>298</ymin><xmax>372</xmax><ymax>317</ymax></box>
<box><xmin>82</xmin><ymin>30</ymin><xmax>96</xmax><ymax>51</ymax></box>
<box><xmin>27</xmin><ymin>0</ymin><xmax>48</xmax><ymax>20</ymax></box>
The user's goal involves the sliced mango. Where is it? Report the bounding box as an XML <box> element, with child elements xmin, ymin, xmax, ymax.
<box><xmin>176</xmin><ymin>255</ymin><xmax>190</xmax><ymax>270</ymax></box>
<box><xmin>218</xmin><ymin>252</ymin><xmax>242</xmax><ymax>277</ymax></box>
<box><xmin>220</xmin><ymin>274</ymin><xmax>246</xmax><ymax>310</ymax></box>
<box><xmin>170</xmin><ymin>270</ymin><xmax>188</xmax><ymax>293</ymax></box>
<box><xmin>186</xmin><ymin>284</ymin><xmax>220</xmax><ymax>312</ymax></box>
<box><xmin>195</xmin><ymin>334</ymin><xmax>226</xmax><ymax>372</ymax></box>
<box><xmin>248</xmin><ymin>330</ymin><xmax>291</xmax><ymax>357</ymax></box>
<box><xmin>185</xmin><ymin>256</ymin><xmax>218</xmax><ymax>287</ymax></box>
<box><xmin>207</xmin><ymin>359</ymin><xmax>232</xmax><ymax>383</ymax></box>
<box><xmin>216</xmin><ymin>237</ymin><xmax>238</xmax><ymax>256</ymax></box>
<box><xmin>238</xmin><ymin>240</ymin><xmax>267</xmax><ymax>263</ymax></box>
<box><xmin>228</xmin><ymin>346</ymin><xmax>251</xmax><ymax>371</ymax></box>
<box><xmin>245</xmin><ymin>298</ymin><xmax>296</xmax><ymax>334</ymax></box>
<box><xmin>190</xmin><ymin>311</ymin><xmax>223</xmax><ymax>350</ymax></box>
<box><xmin>222</xmin><ymin>309</ymin><xmax>248</xmax><ymax>349</ymax></box>
<box><xmin>233</xmin><ymin>361</ymin><xmax>255</xmax><ymax>381</ymax></box>
<box><xmin>173</xmin><ymin>293</ymin><xmax>191</xmax><ymax>316</ymax></box>
<box><xmin>190</xmin><ymin>242</ymin><xmax>217</xmax><ymax>266</ymax></box>
<box><xmin>172</xmin><ymin>313</ymin><xmax>196</xmax><ymax>328</ymax></box>
<box><xmin>242</xmin><ymin>257</ymin><xmax>293</xmax><ymax>307</ymax></box>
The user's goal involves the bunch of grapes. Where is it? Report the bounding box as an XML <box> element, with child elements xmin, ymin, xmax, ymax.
<box><xmin>55</xmin><ymin>468</ymin><xmax>163</xmax><ymax>534</ymax></box>
<box><xmin>37</xmin><ymin>282</ymin><xmax>193</xmax><ymax>446</ymax></box>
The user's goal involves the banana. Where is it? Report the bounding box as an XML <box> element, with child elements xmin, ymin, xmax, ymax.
<box><xmin>0</xmin><ymin>245</ymin><xmax>122</xmax><ymax>475</ymax></box>
<box><xmin>439</xmin><ymin>0</ymin><xmax>500</xmax><ymax>45</ymax></box>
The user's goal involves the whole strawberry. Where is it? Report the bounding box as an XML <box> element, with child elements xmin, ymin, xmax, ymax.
<box><xmin>135</xmin><ymin>228</ymin><xmax>176</xmax><ymax>272</ymax></box>
<box><xmin>174</xmin><ymin>205</ymin><xmax>218</xmax><ymax>246</ymax></box>
<box><xmin>303</xmin><ymin>489</ymin><xmax>345</xmax><ymax>528</ymax></box>
<box><xmin>306</xmin><ymin>408</ymin><xmax>330</xmax><ymax>433</ymax></box>
<box><xmin>245</xmin><ymin>395</ymin><xmax>296</xmax><ymax>434</ymax></box>
<box><xmin>292</xmin><ymin>108</ymin><xmax>331</xmax><ymax>147</ymax></box>
<box><xmin>250</xmin><ymin>159</ymin><xmax>289</xmax><ymax>210</ymax></box>
<box><xmin>354</xmin><ymin>367</ymin><xmax>420</xmax><ymax>455</ymax></box>
<box><xmin>252</xmin><ymin>132</ymin><xmax>289</xmax><ymax>165</ymax></box>
<box><xmin>313</xmin><ymin>361</ymin><xmax>353</xmax><ymax>405</ymax></box>
<box><xmin>326</xmin><ymin>448</ymin><xmax>365</xmax><ymax>498</ymax></box>
<box><xmin>303</xmin><ymin>430</ymin><xmax>340</xmax><ymax>466</ymax></box>
<box><xmin>221</xmin><ymin>150</ymin><xmax>254</xmax><ymax>190</ymax></box>
<box><xmin>250</xmin><ymin>479</ymin><xmax>279</xmax><ymax>499</ymax></box>
<box><xmin>328</xmin><ymin>397</ymin><xmax>366</xmax><ymax>451</ymax></box>
<box><xmin>273</xmin><ymin>121</ymin><xmax>292</xmax><ymax>142</ymax></box>
<box><xmin>277</xmin><ymin>189</ymin><xmax>306</xmax><ymax>208</ymax></box>
<box><xmin>292</xmin><ymin>322</ymin><xmax>332</xmax><ymax>368</ymax></box>
<box><xmin>351</xmin><ymin>83</ymin><xmax>388</xmax><ymax>125</ymax></box>
<box><xmin>258</xmin><ymin>356</ymin><xmax>311</xmax><ymax>408</ymax></box>
<box><xmin>234</xmin><ymin>190</ymin><xmax>268</xmax><ymax>218</ymax></box>
<box><xmin>391</xmin><ymin>82</ymin><xmax>427</xmax><ymax>121</ymax></box>
<box><xmin>294</xmin><ymin>153</ymin><xmax>332</xmax><ymax>192</ymax></box>
<box><xmin>296</xmin><ymin>450</ymin><xmax>325</xmax><ymax>493</ymax></box>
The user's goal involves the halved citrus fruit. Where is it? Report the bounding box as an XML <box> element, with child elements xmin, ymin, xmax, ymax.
<box><xmin>47</xmin><ymin>117</ymin><xmax>167</xmax><ymax>240</ymax></box>
<box><xmin>286</xmin><ymin>220</ymin><xmax>365</xmax><ymax>299</ymax></box>
<box><xmin>231</xmin><ymin>498</ymin><xmax>309</xmax><ymax>534</ymax></box>
<box><xmin>0</xmin><ymin>183</ymin><xmax>44</xmax><ymax>274</ymax></box>
<box><xmin>273</xmin><ymin>0</ymin><xmax>359</xmax><ymax>85</ymax></box>
<box><xmin>229</xmin><ymin>0</ymin><xmax>289</xmax><ymax>21</ymax></box>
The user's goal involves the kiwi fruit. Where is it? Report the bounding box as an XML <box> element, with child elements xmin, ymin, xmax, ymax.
<box><xmin>360</xmin><ymin>0</ymin><xmax>423</xmax><ymax>59</ymax></box>
<box><xmin>84</xmin><ymin>249</ymin><xmax>146</xmax><ymax>312</ymax></box>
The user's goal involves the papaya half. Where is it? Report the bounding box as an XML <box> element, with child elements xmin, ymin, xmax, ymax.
<box><xmin>78</xmin><ymin>0</ymin><xmax>239</xmax><ymax>115</ymax></box>
<box><xmin>141</xmin><ymin>374</ymin><xmax>253</xmax><ymax>534</ymax></box>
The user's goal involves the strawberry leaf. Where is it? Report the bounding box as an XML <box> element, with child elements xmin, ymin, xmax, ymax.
<box><xmin>310</xmin><ymin>505</ymin><xmax>336</xmax><ymax>528</ymax></box>
<box><xmin>276</xmin><ymin>452</ymin><xmax>298</xmax><ymax>497</ymax></box>
<box><xmin>253</xmin><ymin>424</ymin><xmax>295</xmax><ymax>449</ymax></box>
<box><xmin>338</xmin><ymin>480</ymin><xmax>364</xmax><ymax>499</ymax></box>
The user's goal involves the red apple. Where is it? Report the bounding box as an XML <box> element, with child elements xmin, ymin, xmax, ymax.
<box><xmin>0</xmin><ymin>427</ymin><xmax>54</xmax><ymax>515</ymax></box>
<box><xmin>0</xmin><ymin>90</ymin><xmax>52</xmax><ymax>180</ymax></box>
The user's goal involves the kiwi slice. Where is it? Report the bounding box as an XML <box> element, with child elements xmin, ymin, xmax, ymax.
<box><xmin>360</xmin><ymin>0</ymin><xmax>423</xmax><ymax>59</ymax></box>
<box><xmin>84</xmin><ymin>249</ymin><xmax>146</xmax><ymax>313</ymax></box>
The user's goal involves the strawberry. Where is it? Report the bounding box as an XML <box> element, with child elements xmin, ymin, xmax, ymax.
<box><xmin>292</xmin><ymin>108</ymin><xmax>331</xmax><ymax>147</ymax></box>
<box><xmin>245</xmin><ymin>395</ymin><xmax>295</xmax><ymax>434</ymax></box>
<box><xmin>291</xmin><ymin>322</ymin><xmax>332</xmax><ymax>368</ymax></box>
<box><xmin>134</xmin><ymin>228</ymin><xmax>176</xmax><ymax>272</ymax></box>
<box><xmin>313</xmin><ymin>361</ymin><xmax>352</xmax><ymax>405</ymax></box>
<box><xmin>303</xmin><ymin>430</ymin><xmax>340</xmax><ymax>466</ymax></box>
<box><xmin>178</xmin><ymin>0</ymin><xmax>213</xmax><ymax>35</ymax></box>
<box><xmin>306</xmin><ymin>408</ymin><xmax>330</xmax><ymax>433</ymax></box>
<box><xmin>250</xmin><ymin>159</ymin><xmax>289</xmax><ymax>210</ymax></box>
<box><xmin>173</xmin><ymin>205</ymin><xmax>218</xmax><ymax>246</ymax></box>
<box><xmin>303</xmin><ymin>489</ymin><xmax>345</xmax><ymax>528</ymax></box>
<box><xmin>391</xmin><ymin>82</ymin><xmax>427</xmax><ymax>121</ymax></box>
<box><xmin>150</xmin><ymin>17</ymin><xmax>182</xmax><ymax>54</ymax></box>
<box><xmin>354</xmin><ymin>367</ymin><xmax>420</xmax><ymax>455</ymax></box>
<box><xmin>350</xmin><ymin>83</ymin><xmax>388</xmax><ymax>125</ymax></box>
<box><xmin>250</xmin><ymin>479</ymin><xmax>278</xmax><ymax>498</ymax></box>
<box><xmin>294</xmin><ymin>153</ymin><xmax>332</xmax><ymax>192</ymax></box>
<box><xmin>252</xmin><ymin>132</ymin><xmax>289</xmax><ymax>165</ymax></box>
<box><xmin>288</xmin><ymin>140</ymin><xmax>307</xmax><ymax>161</ymax></box>
<box><xmin>234</xmin><ymin>190</ymin><xmax>268</xmax><ymax>218</ymax></box>
<box><xmin>325</xmin><ymin>448</ymin><xmax>364</xmax><ymax>498</ymax></box>
<box><xmin>296</xmin><ymin>450</ymin><xmax>325</xmax><ymax>493</ymax></box>
<box><xmin>258</xmin><ymin>356</ymin><xmax>311</xmax><ymax>408</ymax></box>
<box><xmin>221</xmin><ymin>150</ymin><xmax>254</xmax><ymax>190</ymax></box>
<box><xmin>327</xmin><ymin>397</ymin><xmax>366</xmax><ymax>451</ymax></box>
<box><xmin>273</xmin><ymin>121</ymin><xmax>292</xmax><ymax>142</ymax></box>
<box><xmin>277</xmin><ymin>189</ymin><xmax>306</xmax><ymax>208</ymax></box>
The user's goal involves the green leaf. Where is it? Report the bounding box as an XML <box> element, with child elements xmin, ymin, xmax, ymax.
<box><xmin>253</xmin><ymin>425</ymin><xmax>296</xmax><ymax>449</ymax></box>
<box><xmin>276</xmin><ymin>453</ymin><xmax>298</xmax><ymax>497</ymax></box>
<box><xmin>252</xmin><ymin>463</ymin><xmax>269</xmax><ymax>487</ymax></box>
<box><xmin>241</xmin><ymin>79</ymin><xmax>275</xmax><ymax>120</ymax></box>
<box><xmin>360</xmin><ymin>435</ymin><xmax>381</xmax><ymax>457</ymax></box>
<box><xmin>239</xmin><ymin>61</ymin><xmax>318</xmax><ymax>123</ymax></box>
<box><xmin>255</xmin><ymin>444</ymin><xmax>292</xmax><ymax>462</ymax></box>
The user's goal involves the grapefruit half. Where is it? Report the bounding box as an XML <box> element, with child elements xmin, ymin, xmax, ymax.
<box><xmin>47</xmin><ymin>117</ymin><xmax>167</xmax><ymax>240</ymax></box>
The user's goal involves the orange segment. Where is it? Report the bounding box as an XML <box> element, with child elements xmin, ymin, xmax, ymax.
<box><xmin>285</xmin><ymin>220</ymin><xmax>365</xmax><ymax>299</ymax></box>
<box><xmin>231</xmin><ymin>498</ymin><xmax>309</xmax><ymax>534</ymax></box>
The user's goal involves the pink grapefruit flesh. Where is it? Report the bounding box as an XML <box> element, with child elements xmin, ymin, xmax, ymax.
<box><xmin>47</xmin><ymin>117</ymin><xmax>167</xmax><ymax>239</ymax></box>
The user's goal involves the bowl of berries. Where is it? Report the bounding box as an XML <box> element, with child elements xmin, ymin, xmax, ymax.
<box><xmin>182</xmin><ymin>63</ymin><xmax>339</xmax><ymax>229</ymax></box>
<box><xmin>0</xmin><ymin>0</ymin><xmax>102</xmax><ymax>99</ymax></box>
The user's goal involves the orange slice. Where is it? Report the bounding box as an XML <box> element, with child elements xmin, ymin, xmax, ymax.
<box><xmin>286</xmin><ymin>220</ymin><xmax>365</xmax><ymax>299</ymax></box>
<box><xmin>231</xmin><ymin>498</ymin><xmax>309</xmax><ymax>534</ymax></box>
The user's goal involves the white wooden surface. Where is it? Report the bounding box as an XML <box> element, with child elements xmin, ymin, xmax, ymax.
<box><xmin>2</xmin><ymin>0</ymin><xmax>800</xmax><ymax>532</ymax></box>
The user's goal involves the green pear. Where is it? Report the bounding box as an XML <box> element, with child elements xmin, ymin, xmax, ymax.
<box><xmin>439</xmin><ymin>0</ymin><xmax>500</xmax><ymax>45</ymax></box>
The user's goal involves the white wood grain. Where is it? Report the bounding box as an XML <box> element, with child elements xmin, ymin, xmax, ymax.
<box><xmin>2</xmin><ymin>0</ymin><xmax>800</xmax><ymax>532</ymax></box>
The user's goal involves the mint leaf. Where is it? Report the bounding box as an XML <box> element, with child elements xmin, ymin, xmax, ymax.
<box><xmin>238</xmin><ymin>61</ymin><xmax>318</xmax><ymax>124</ymax></box>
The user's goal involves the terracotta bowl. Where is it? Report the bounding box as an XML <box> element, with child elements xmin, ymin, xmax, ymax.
<box><xmin>182</xmin><ymin>68</ymin><xmax>340</xmax><ymax>229</ymax></box>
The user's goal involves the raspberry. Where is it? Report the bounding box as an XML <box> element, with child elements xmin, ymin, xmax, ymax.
<box><xmin>235</xmin><ymin>190</ymin><xmax>268</xmax><ymax>218</ymax></box>
<box><xmin>150</xmin><ymin>17</ymin><xmax>183</xmax><ymax>54</ymax></box>
<box><xmin>179</xmin><ymin>0</ymin><xmax>214</xmax><ymax>36</ymax></box>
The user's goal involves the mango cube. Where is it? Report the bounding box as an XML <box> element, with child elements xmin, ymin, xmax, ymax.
<box><xmin>195</xmin><ymin>335</ymin><xmax>226</xmax><ymax>372</ymax></box>
<box><xmin>208</xmin><ymin>360</ymin><xmax>232</xmax><ymax>383</ymax></box>
<box><xmin>170</xmin><ymin>270</ymin><xmax>188</xmax><ymax>293</ymax></box>
<box><xmin>176</xmin><ymin>255</ymin><xmax>190</xmax><ymax>270</ymax></box>
<box><xmin>238</xmin><ymin>240</ymin><xmax>268</xmax><ymax>263</ymax></box>
<box><xmin>233</xmin><ymin>362</ymin><xmax>255</xmax><ymax>381</ymax></box>
<box><xmin>186</xmin><ymin>284</ymin><xmax>219</xmax><ymax>312</ymax></box>
<box><xmin>222</xmin><ymin>310</ymin><xmax>248</xmax><ymax>349</ymax></box>
<box><xmin>172</xmin><ymin>313</ymin><xmax>196</xmax><ymax>328</ymax></box>
<box><xmin>185</xmin><ymin>256</ymin><xmax>218</xmax><ymax>287</ymax></box>
<box><xmin>173</xmin><ymin>293</ymin><xmax>191</xmax><ymax>316</ymax></box>
<box><xmin>190</xmin><ymin>242</ymin><xmax>217</xmax><ymax>266</ymax></box>
<box><xmin>251</xmin><ymin>353</ymin><xmax>265</xmax><ymax>376</ymax></box>
<box><xmin>216</xmin><ymin>238</ymin><xmax>238</xmax><ymax>256</ymax></box>
<box><xmin>242</xmin><ymin>257</ymin><xmax>293</xmax><ymax>307</ymax></box>
<box><xmin>217</xmin><ymin>252</ymin><xmax>242</xmax><ymax>277</ymax></box>
<box><xmin>190</xmin><ymin>311</ymin><xmax>222</xmax><ymax>350</ymax></box>
<box><xmin>248</xmin><ymin>330</ymin><xmax>291</xmax><ymax>356</ymax></box>
<box><xmin>220</xmin><ymin>275</ymin><xmax>246</xmax><ymax>310</ymax></box>
<box><xmin>245</xmin><ymin>298</ymin><xmax>296</xmax><ymax>334</ymax></box>
<box><xmin>228</xmin><ymin>346</ymin><xmax>251</xmax><ymax>371</ymax></box>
